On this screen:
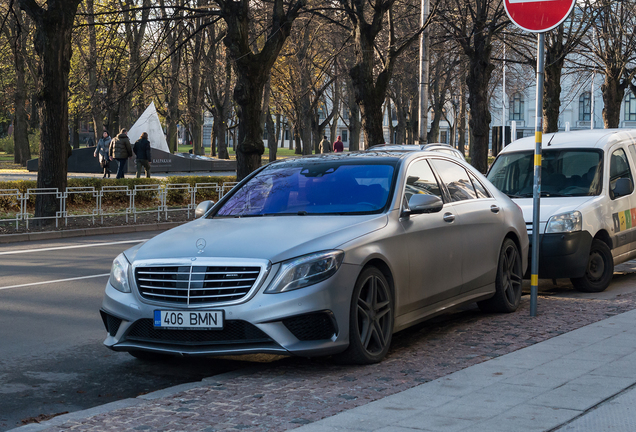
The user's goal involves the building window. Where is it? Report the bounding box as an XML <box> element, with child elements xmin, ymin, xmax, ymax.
<box><xmin>343</xmin><ymin>110</ymin><xmax>349</xmax><ymax>120</ymax></box>
<box><xmin>440</xmin><ymin>131</ymin><xmax>448</xmax><ymax>144</ymax></box>
<box><xmin>579</xmin><ymin>92</ymin><xmax>591</xmax><ymax>121</ymax></box>
<box><xmin>341</xmin><ymin>130</ymin><xmax>348</xmax><ymax>142</ymax></box>
<box><xmin>625</xmin><ymin>92</ymin><xmax>636</xmax><ymax>121</ymax></box>
<box><xmin>509</xmin><ymin>93</ymin><xmax>524</xmax><ymax>121</ymax></box>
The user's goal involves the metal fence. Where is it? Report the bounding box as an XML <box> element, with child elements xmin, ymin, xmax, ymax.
<box><xmin>0</xmin><ymin>181</ymin><xmax>239</xmax><ymax>228</ymax></box>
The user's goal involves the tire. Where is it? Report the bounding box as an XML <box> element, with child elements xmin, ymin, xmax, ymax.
<box><xmin>478</xmin><ymin>238</ymin><xmax>523</xmax><ymax>313</ymax></box>
<box><xmin>335</xmin><ymin>266</ymin><xmax>394</xmax><ymax>365</ymax></box>
<box><xmin>571</xmin><ymin>239</ymin><xmax>614</xmax><ymax>293</ymax></box>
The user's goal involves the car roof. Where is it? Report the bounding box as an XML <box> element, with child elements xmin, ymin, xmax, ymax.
<box><xmin>500</xmin><ymin>129</ymin><xmax>636</xmax><ymax>153</ymax></box>
<box><xmin>267</xmin><ymin>151</ymin><xmax>410</xmax><ymax>167</ymax></box>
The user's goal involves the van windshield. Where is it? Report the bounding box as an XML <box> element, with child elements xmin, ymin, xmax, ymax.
<box><xmin>487</xmin><ymin>149</ymin><xmax>603</xmax><ymax>198</ymax></box>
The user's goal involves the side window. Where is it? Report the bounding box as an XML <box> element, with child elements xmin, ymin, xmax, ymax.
<box><xmin>469</xmin><ymin>172</ymin><xmax>491</xmax><ymax>198</ymax></box>
<box><xmin>430</xmin><ymin>159</ymin><xmax>478</xmax><ymax>202</ymax></box>
<box><xmin>609</xmin><ymin>148</ymin><xmax>633</xmax><ymax>200</ymax></box>
<box><xmin>404</xmin><ymin>160</ymin><xmax>443</xmax><ymax>203</ymax></box>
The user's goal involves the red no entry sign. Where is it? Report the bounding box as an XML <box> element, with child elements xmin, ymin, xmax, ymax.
<box><xmin>504</xmin><ymin>0</ymin><xmax>576</xmax><ymax>33</ymax></box>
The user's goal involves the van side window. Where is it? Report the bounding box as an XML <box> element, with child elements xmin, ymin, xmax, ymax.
<box><xmin>609</xmin><ymin>148</ymin><xmax>633</xmax><ymax>200</ymax></box>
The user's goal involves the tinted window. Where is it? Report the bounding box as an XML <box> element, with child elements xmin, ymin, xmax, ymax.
<box><xmin>431</xmin><ymin>159</ymin><xmax>477</xmax><ymax>201</ymax></box>
<box><xmin>469</xmin><ymin>172</ymin><xmax>491</xmax><ymax>198</ymax></box>
<box><xmin>215</xmin><ymin>162</ymin><xmax>395</xmax><ymax>216</ymax></box>
<box><xmin>404</xmin><ymin>160</ymin><xmax>442</xmax><ymax>203</ymax></box>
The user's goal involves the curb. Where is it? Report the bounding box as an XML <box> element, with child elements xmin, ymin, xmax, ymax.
<box><xmin>9</xmin><ymin>367</ymin><xmax>264</xmax><ymax>432</ymax></box>
<box><xmin>0</xmin><ymin>222</ymin><xmax>185</xmax><ymax>244</ymax></box>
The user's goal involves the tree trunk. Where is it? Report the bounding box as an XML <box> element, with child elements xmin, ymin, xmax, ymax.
<box><xmin>19</xmin><ymin>0</ymin><xmax>82</xmax><ymax>219</ymax></box>
<box><xmin>266</xmin><ymin>107</ymin><xmax>277</xmax><ymax>162</ymax></box>
<box><xmin>466</xmin><ymin>36</ymin><xmax>494</xmax><ymax>173</ymax></box>
<box><xmin>543</xmin><ymin>27</ymin><xmax>565</xmax><ymax>133</ymax></box>
<box><xmin>71</xmin><ymin>114</ymin><xmax>80</xmax><ymax>149</ymax></box>
<box><xmin>601</xmin><ymin>67</ymin><xmax>626</xmax><ymax>128</ymax></box>
<box><xmin>11</xmin><ymin>4</ymin><xmax>31</xmax><ymax>165</ymax></box>
<box><xmin>458</xmin><ymin>70</ymin><xmax>467</xmax><ymax>156</ymax></box>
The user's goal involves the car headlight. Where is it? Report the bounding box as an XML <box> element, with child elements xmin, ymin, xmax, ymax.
<box><xmin>109</xmin><ymin>253</ymin><xmax>131</xmax><ymax>293</ymax></box>
<box><xmin>545</xmin><ymin>211</ymin><xmax>582</xmax><ymax>233</ymax></box>
<box><xmin>265</xmin><ymin>251</ymin><xmax>344</xmax><ymax>294</ymax></box>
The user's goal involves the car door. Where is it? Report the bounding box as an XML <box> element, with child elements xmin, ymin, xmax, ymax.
<box><xmin>608</xmin><ymin>145</ymin><xmax>636</xmax><ymax>258</ymax></box>
<box><xmin>429</xmin><ymin>158</ymin><xmax>505</xmax><ymax>293</ymax></box>
<box><xmin>398</xmin><ymin>158</ymin><xmax>464</xmax><ymax>312</ymax></box>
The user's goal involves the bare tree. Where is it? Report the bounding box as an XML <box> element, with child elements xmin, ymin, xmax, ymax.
<box><xmin>214</xmin><ymin>0</ymin><xmax>306</xmax><ymax>180</ymax></box>
<box><xmin>18</xmin><ymin>0</ymin><xmax>83</xmax><ymax>219</ymax></box>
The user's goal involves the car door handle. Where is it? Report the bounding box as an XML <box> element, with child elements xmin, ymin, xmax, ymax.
<box><xmin>443</xmin><ymin>212</ymin><xmax>455</xmax><ymax>223</ymax></box>
<box><xmin>491</xmin><ymin>205</ymin><xmax>500</xmax><ymax>213</ymax></box>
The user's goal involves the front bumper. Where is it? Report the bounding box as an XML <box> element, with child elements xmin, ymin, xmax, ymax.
<box><xmin>100</xmin><ymin>263</ymin><xmax>360</xmax><ymax>358</ymax></box>
<box><xmin>527</xmin><ymin>231</ymin><xmax>593</xmax><ymax>279</ymax></box>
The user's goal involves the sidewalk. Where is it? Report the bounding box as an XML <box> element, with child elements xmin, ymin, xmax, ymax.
<box><xmin>12</xmin><ymin>305</ymin><xmax>636</xmax><ymax>432</ymax></box>
<box><xmin>294</xmin><ymin>309</ymin><xmax>636</xmax><ymax>432</ymax></box>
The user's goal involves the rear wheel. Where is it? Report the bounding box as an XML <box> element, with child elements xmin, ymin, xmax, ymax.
<box><xmin>335</xmin><ymin>266</ymin><xmax>394</xmax><ymax>365</ymax></box>
<box><xmin>571</xmin><ymin>239</ymin><xmax>613</xmax><ymax>293</ymax></box>
<box><xmin>478</xmin><ymin>238</ymin><xmax>523</xmax><ymax>313</ymax></box>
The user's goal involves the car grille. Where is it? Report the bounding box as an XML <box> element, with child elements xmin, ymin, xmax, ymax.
<box><xmin>124</xmin><ymin>319</ymin><xmax>272</xmax><ymax>346</ymax></box>
<box><xmin>282</xmin><ymin>312</ymin><xmax>337</xmax><ymax>341</ymax></box>
<box><xmin>526</xmin><ymin>222</ymin><xmax>533</xmax><ymax>236</ymax></box>
<box><xmin>135</xmin><ymin>265</ymin><xmax>261</xmax><ymax>305</ymax></box>
<box><xmin>100</xmin><ymin>310</ymin><xmax>122</xmax><ymax>337</ymax></box>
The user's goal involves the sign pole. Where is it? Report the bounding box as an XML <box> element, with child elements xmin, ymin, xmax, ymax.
<box><xmin>530</xmin><ymin>32</ymin><xmax>545</xmax><ymax>317</ymax></box>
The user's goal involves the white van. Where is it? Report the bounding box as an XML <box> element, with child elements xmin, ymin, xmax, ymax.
<box><xmin>487</xmin><ymin>129</ymin><xmax>636</xmax><ymax>292</ymax></box>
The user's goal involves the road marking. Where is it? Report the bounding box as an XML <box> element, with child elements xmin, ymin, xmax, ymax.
<box><xmin>0</xmin><ymin>273</ymin><xmax>110</xmax><ymax>291</ymax></box>
<box><xmin>0</xmin><ymin>239</ymin><xmax>147</xmax><ymax>256</ymax></box>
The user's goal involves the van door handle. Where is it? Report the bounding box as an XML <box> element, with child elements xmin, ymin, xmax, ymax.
<box><xmin>491</xmin><ymin>205</ymin><xmax>500</xmax><ymax>213</ymax></box>
<box><xmin>443</xmin><ymin>213</ymin><xmax>455</xmax><ymax>223</ymax></box>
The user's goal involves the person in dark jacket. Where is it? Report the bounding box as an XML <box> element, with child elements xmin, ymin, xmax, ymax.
<box><xmin>109</xmin><ymin>128</ymin><xmax>133</xmax><ymax>179</ymax></box>
<box><xmin>94</xmin><ymin>131</ymin><xmax>112</xmax><ymax>178</ymax></box>
<box><xmin>133</xmin><ymin>132</ymin><xmax>152</xmax><ymax>178</ymax></box>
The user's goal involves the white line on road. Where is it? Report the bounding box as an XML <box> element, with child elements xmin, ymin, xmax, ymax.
<box><xmin>0</xmin><ymin>239</ymin><xmax>147</xmax><ymax>256</ymax></box>
<box><xmin>0</xmin><ymin>273</ymin><xmax>110</xmax><ymax>291</ymax></box>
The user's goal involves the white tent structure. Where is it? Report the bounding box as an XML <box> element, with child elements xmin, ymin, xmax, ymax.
<box><xmin>127</xmin><ymin>102</ymin><xmax>170</xmax><ymax>153</ymax></box>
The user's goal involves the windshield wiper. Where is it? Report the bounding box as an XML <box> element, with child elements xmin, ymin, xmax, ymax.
<box><xmin>517</xmin><ymin>192</ymin><xmax>573</xmax><ymax>198</ymax></box>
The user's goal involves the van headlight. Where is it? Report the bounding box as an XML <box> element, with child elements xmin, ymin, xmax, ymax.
<box><xmin>265</xmin><ymin>251</ymin><xmax>344</xmax><ymax>294</ymax></box>
<box><xmin>546</xmin><ymin>211</ymin><xmax>582</xmax><ymax>233</ymax></box>
<box><xmin>109</xmin><ymin>253</ymin><xmax>131</xmax><ymax>293</ymax></box>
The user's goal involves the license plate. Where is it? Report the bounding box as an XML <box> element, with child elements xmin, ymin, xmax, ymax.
<box><xmin>154</xmin><ymin>310</ymin><xmax>223</xmax><ymax>330</ymax></box>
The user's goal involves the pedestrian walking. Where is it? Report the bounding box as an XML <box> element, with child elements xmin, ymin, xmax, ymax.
<box><xmin>133</xmin><ymin>132</ymin><xmax>152</xmax><ymax>178</ymax></box>
<box><xmin>109</xmin><ymin>128</ymin><xmax>133</xmax><ymax>179</ymax></box>
<box><xmin>333</xmin><ymin>135</ymin><xmax>344</xmax><ymax>153</ymax></box>
<box><xmin>320</xmin><ymin>135</ymin><xmax>332</xmax><ymax>153</ymax></box>
<box><xmin>94</xmin><ymin>131</ymin><xmax>112</xmax><ymax>178</ymax></box>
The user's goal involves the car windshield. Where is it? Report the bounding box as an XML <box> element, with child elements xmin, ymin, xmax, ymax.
<box><xmin>487</xmin><ymin>149</ymin><xmax>603</xmax><ymax>197</ymax></box>
<box><xmin>214</xmin><ymin>161</ymin><xmax>396</xmax><ymax>217</ymax></box>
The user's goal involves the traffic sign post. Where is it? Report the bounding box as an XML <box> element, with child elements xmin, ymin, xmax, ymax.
<box><xmin>504</xmin><ymin>0</ymin><xmax>576</xmax><ymax>317</ymax></box>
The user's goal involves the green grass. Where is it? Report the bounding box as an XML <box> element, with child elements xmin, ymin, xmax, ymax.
<box><xmin>177</xmin><ymin>145</ymin><xmax>300</xmax><ymax>158</ymax></box>
<box><xmin>0</xmin><ymin>152</ymin><xmax>13</xmax><ymax>161</ymax></box>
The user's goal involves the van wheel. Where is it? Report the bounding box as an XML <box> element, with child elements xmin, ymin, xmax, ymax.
<box><xmin>478</xmin><ymin>238</ymin><xmax>523</xmax><ymax>313</ymax></box>
<box><xmin>571</xmin><ymin>239</ymin><xmax>613</xmax><ymax>293</ymax></box>
<box><xmin>335</xmin><ymin>266</ymin><xmax>393</xmax><ymax>365</ymax></box>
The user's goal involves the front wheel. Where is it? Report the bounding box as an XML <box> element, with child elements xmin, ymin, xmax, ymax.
<box><xmin>571</xmin><ymin>239</ymin><xmax>614</xmax><ymax>293</ymax></box>
<box><xmin>335</xmin><ymin>266</ymin><xmax>394</xmax><ymax>365</ymax></box>
<box><xmin>478</xmin><ymin>238</ymin><xmax>523</xmax><ymax>313</ymax></box>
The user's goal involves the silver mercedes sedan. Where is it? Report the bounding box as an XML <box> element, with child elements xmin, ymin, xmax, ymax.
<box><xmin>100</xmin><ymin>151</ymin><xmax>528</xmax><ymax>364</ymax></box>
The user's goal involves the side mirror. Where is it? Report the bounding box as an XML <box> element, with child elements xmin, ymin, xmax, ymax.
<box><xmin>613</xmin><ymin>178</ymin><xmax>633</xmax><ymax>198</ymax></box>
<box><xmin>195</xmin><ymin>200</ymin><xmax>215</xmax><ymax>218</ymax></box>
<box><xmin>401</xmin><ymin>194</ymin><xmax>443</xmax><ymax>218</ymax></box>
